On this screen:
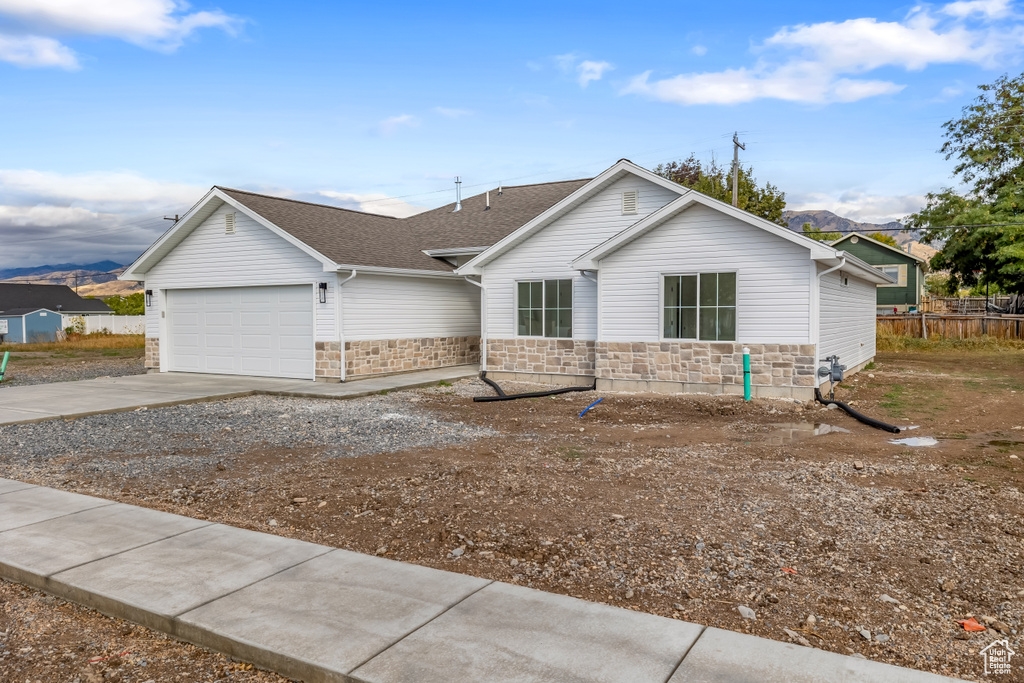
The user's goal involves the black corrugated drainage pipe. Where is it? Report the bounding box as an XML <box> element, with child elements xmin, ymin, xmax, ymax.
<box><xmin>474</xmin><ymin>371</ymin><xmax>596</xmax><ymax>402</ymax></box>
<box><xmin>814</xmin><ymin>388</ymin><xmax>901</xmax><ymax>434</ymax></box>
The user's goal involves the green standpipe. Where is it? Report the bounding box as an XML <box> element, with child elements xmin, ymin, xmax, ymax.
<box><xmin>742</xmin><ymin>346</ymin><xmax>751</xmax><ymax>401</ymax></box>
<box><xmin>0</xmin><ymin>351</ymin><xmax>8</xmax><ymax>382</ymax></box>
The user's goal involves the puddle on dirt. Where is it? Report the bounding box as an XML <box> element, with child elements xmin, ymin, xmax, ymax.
<box><xmin>767</xmin><ymin>423</ymin><xmax>850</xmax><ymax>445</ymax></box>
<box><xmin>890</xmin><ymin>436</ymin><xmax>939</xmax><ymax>447</ymax></box>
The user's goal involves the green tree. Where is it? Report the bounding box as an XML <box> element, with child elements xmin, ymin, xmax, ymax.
<box><xmin>104</xmin><ymin>292</ymin><xmax>145</xmax><ymax>315</ymax></box>
<box><xmin>801</xmin><ymin>222</ymin><xmax>841</xmax><ymax>242</ymax></box>
<box><xmin>654</xmin><ymin>155</ymin><xmax>787</xmax><ymax>225</ymax></box>
<box><xmin>905</xmin><ymin>73</ymin><xmax>1024</xmax><ymax>294</ymax></box>
<box><xmin>866</xmin><ymin>232</ymin><xmax>899</xmax><ymax>247</ymax></box>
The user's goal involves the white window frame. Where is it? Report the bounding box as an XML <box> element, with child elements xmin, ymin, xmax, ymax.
<box><xmin>660</xmin><ymin>270</ymin><xmax>738</xmax><ymax>342</ymax></box>
<box><xmin>514</xmin><ymin>278</ymin><xmax>573</xmax><ymax>339</ymax></box>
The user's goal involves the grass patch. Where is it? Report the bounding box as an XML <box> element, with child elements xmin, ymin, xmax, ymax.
<box><xmin>437</xmin><ymin>380</ymin><xmax>452</xmax><ymax>387</ymax></box>
<box><xmin>876</xmin><ymin>328</ymin><xmax>1024</xmax><ymax>353</ymax></box>
<box><xmin>557</xmin><ymin>446</ymin><xmax>585</xmax><ymax>461</ymax></box>
<box><xmin>0</xmin><ymin>333</ymin><xmax>145</xmax><ymax>353</ymax></box>
<box><xmin>864</xmin><ymin>361</ymin><xmax>876</xmax><ymax>371</ymax></box>
<box><xmin>880</xmin><ymin>384</ymin><xmax>908</xmax><ymax>415</ymax></box>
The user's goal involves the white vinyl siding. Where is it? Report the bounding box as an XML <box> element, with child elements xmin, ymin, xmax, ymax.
<box><xmin>341</xmin><ymin>274</ymin><xmax>480</xmax><ymax>341</ymax></box>
<box><xmin>144</xmin><ymin>203</ymin><xmax>337</xmax><ymax>343</ymax></box>
<box><xmin>818</xmin><ymin>265</ymin><xmax>876</xmax><ymax>370</ymax></box>
<box><xmin>482</xmin><ymin>176</ymin><xmax>680</xmax><ymax>339</ymax></box>
<box><xmin>598</xmin><ymin>203</ymin><xmax>813</xmax><ymax>343</ymax></box>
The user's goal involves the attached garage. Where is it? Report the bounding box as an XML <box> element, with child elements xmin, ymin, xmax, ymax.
<box><xmin>166</xmin><ymin>286</ymin><xmax>315</xmax><ymax>379</ymax></box>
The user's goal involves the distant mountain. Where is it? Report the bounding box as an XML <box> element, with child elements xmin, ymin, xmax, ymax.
<box><xmin>0</xmin><ymin>262</ymin><xmax>141</xmax><ymax>298</ymax></box>
<box><xmin>782</xmin><ymin>210</ymin><xmax>915</xmax><ymax>246</ymax></box>
<box><xmin>0</xmin><ymin>260</ymin><xmax>122</xmax><ymax>280</ymax></box>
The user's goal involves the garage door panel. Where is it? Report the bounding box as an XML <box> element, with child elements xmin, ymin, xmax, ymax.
<box><xmin>167</xmin><ymin>286</ymin><xmax>314</xmax><ymax>379</ymax></box>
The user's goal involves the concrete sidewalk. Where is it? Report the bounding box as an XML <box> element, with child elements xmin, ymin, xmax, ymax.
<box><xmin>0</xmin><ymin>479</ymin><xmax>958</xmax><ymax>683</ymax></box>
<box><xmin>0</xmin><ymin>365</ymin><xmax>478</xmax><ymax>426</ymax></box>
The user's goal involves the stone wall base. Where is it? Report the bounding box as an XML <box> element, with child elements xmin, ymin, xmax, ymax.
<box><xmin>486</xmin><ymin>338</ymin><xmax>596</xmax><ymax>375</ymax></box>
<box><xmin>346</xmin><ymin>336</ymin><xmax>480</xmax><ymax>378</ymax></box>
<box><xmin>145</xmin><ymin>337</ymin><xmax>159</xmax><ymax>370</ymax></box>
<box><xmin>595</xmin><ymin>377</ymin><xmax>814</xmax><ymax>400</ymax></box>
<box><xmin>315</xmin><ymin>341</ymin><xmax>342</xmax><ymax>381</ymax></box>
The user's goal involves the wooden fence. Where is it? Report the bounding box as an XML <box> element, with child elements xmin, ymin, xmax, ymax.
<box><xmin>877</xmin><ymin>314</ymin><xmax>1024</xmax><ymax>340</ymax></box>
<box><xmin>922</xmin><ymin>295</ymin><xmax>1014</xmax><ymax>314</ymax></box>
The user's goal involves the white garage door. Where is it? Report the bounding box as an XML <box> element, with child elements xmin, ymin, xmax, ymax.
<box><xmin>167</xmin><ymin>286</ymin><xmax>315</xmax><ymax>379</ymax></box>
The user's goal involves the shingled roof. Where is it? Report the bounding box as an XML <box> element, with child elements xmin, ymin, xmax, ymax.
<box><xmin>0</xmin><ymin>284</ymin><xmax>111</xmax><ymax>314</ymax></box>
<box><xmin>217</xmin><ymin>178</ymin><xmax>590</xmax><ymax>272</ymax></box>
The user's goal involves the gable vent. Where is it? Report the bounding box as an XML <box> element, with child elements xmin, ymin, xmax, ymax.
<box><xmin>224</xmin><ymin>212</ymin><xmax>236</xmax><ymax>234</ymax></box>
<box><xmin>621</xmin><ymin>190</ymin><xmax>638</xmax><ymax>215</ymax></box>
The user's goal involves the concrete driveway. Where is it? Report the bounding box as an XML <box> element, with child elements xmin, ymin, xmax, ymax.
<box><xmin>0</xmin><ymin>365</ymin><xmax>479</xmax><ymax>426</ymax></box>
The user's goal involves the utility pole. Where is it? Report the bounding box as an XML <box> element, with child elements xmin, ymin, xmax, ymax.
<box><xmin>731</xmin><ymin>131</ymin><xmax>745</xmax><ymax>207</ymax></box>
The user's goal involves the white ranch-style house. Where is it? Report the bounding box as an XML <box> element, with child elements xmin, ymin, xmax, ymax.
<box><xmin>122</xmin><ymin>160</ymin><xmax>891</xmax><ymax>399</ymax></box>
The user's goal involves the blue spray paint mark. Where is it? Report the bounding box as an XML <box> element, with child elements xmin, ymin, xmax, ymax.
<box><xmin>579</xmin><ymin>398</ymin><xmax>603</xmax><ymax>418</ymax></box>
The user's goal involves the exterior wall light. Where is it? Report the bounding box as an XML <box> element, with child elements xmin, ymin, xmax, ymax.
<box><xmin>145</xmin><ymin>289</ymin><xmax>153</xmax><ymax>307</ymax></box>
<box><xmin>318</xmin><ymin>282</ymin><xmax>328</xmax><ymax>304</ymax></box>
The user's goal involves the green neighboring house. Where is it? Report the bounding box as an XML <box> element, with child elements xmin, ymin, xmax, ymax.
<box><xmin>830</xmin><ymin>232</ymin><xmax>925</xmax><ymax>314</ymax></box>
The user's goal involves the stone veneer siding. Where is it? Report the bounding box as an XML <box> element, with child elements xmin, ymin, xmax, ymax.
<box><xmin>345</xmin><ymin>336</ymin><xmax>480</xmax><ymax>377</ymax></box>
<box><xmin>486</xmin><ymin>338</ymin><xmax>596</xmax><ymax>375</ymax></box>
<box><xmin>315</xmin><ymin>341</ymin><xmax>342</xmax><ymax>381</ymax></box>
<box><xmin>596</xmin><ymin>342</ymin><xmax>817</xmax><ymax>388</ymax></box>
<box><xmin>145</xmin><ymin>337</ymin><xmax>159</xmax><ymax>370</ymax></box>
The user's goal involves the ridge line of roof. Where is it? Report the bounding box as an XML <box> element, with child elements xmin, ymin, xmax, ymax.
<box><xmin>490</xmin><ymin>177</ymin><xmax>592</xmax><ymax>191</ymax></box>
<box><xmin>215</xmin><ymin>186</ymin><xmax>399</xmax><ymax>220</ymax></box>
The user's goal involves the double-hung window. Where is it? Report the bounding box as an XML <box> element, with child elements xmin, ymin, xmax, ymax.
<box><xmin>878</xmin><ymin>264</ymin><xmax>907</xmax><ymax>287</ymax></box>
<box><xmin>664</xmin><ymin>272</ymin><xmax>736</xmax><ymax>341</ymax></box>
<box><xmin>517</xmin><ymin>279</ymin><xmax>572</xmax><ymax>338</ymax></box>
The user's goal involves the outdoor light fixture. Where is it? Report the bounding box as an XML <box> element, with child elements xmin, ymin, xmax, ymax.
<box><xmin>318</xmin><ymin>282</ymin><xmax>328</xmax><ymax>303</ymax></box>
<box><xmin>145</xmin><ymin>289</ymin><xmax>153</xmax><ymax>307</ymax></box>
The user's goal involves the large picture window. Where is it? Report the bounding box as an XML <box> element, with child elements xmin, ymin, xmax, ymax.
<box><xmin>517</xmin><ymin>279</ymin><xmax>572</xmax><ymax>338</ymax></box>
<box><xmin>664</xmin><ymin>272</ymin><xmax>736</xmax><ymax>341</ymax></box>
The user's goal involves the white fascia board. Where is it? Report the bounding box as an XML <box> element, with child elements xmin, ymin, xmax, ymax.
<box><xmin>423</xmin><ymin>246</ymin><xmax>489</xmax><ymax>257</ymax></box>
<box><xmin>456</xmin><ymin>159</ymin><xmax>690</xmax><ymax>276</ymax></box>
<box><xmin>119</xmin><ymin>188</ymin><xmax>338</xmax><ymax>280</ymax></box>
<box><xmin>831</xmin><ymin>231</ymin><xmax>926</xmax><ymax>263</ymax></box>
<box><xmin>572</xmin><ymin>191</ymin><xmax>834</xmax><ymax>270</ymax></box>
<box><xmin>817</xmin><ymin>251</ymin><xmax>896</xmax><ymax>284</ymax></box>
<box><xmin>333</xmin><ymin>264</ymin><xmax>461</xmax><ymax>279</ymax></box>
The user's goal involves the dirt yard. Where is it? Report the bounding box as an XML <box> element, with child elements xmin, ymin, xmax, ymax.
<box><xmin>2</xmin><ymin>349</ymin><xmax>1024</xmax><ymax>682</ymax></box>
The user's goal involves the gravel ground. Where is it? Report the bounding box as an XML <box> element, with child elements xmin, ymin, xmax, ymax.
<box><xmin>0</xmin><ymin>393</ymin><xmax>494</xmax><ymax>480</ymax></box>
<box><xmin>0</xmin><ymin>354</ymin><xmax>144</xmax><ymax>387</ymax></box>
<box><xmin>2</xmin><ymin>351</ymin><xmax>1023</xmax><ymax>681</ymax></box>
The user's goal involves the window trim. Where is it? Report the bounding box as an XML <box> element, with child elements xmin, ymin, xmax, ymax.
<box><xmin>660</xmin><ymin>271</ymin><xmax>737</xmax><ymax>342</ymax></box>
<box><xmin>876</xmin><ymin>263</ymin><xmax>908</xmax><ymax>288</ymax></box>
<box><xmin>514</xmin><ymin>278</ymin><xmax>574</xmax><ymax>339</ymax></box>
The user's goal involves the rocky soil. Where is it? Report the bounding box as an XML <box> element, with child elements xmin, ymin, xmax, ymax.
<box><xmin>0</xmin><ymin>351</ymin><xmax>144</xmax><ymax>388</ymax></box>
<box><xmin>2</xmin><ymin>350</ymin><xmax>1023</xmax><ymax>681</ymax></box>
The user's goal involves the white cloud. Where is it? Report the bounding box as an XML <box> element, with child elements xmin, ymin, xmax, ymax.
<box><xmin>624</xmin><ymin>3</ymin><xmax>1024</xmax><ymax>105</ymax></box>
<box><xmin>0</xmin><ymin>168</ymin><xmax>205</xmax><ymax>267</ymax></box>
<box><xmin>376</xmin><ymin>114</ymin><xmax>419</xmax><ymax>136</ymax></box>
<box><xmin>577</xmin><ymin>60</ymin><xmax>612</xmax><ymax>87</ymax></box>
<box><xmin>0</xmin><ymin>0</ymin><xmax>238</xmax><ymax>69</ymax></box>
<box><xmin>433</xmin><ymin>106</ymin><xmax>473</xmax><ymax>118</ymax></box>
<box><xmin>691</xmin><ymin>45</ymin><xmax>707</xmax><ymax>56</ymax></box>
<box><xmin>0</xmin><ymin>33</ymin><xmax>78</xmax><ymax>69</ymax></box>
<box><xmin>789</xmin><ymin>190</ymin><xmax>929</xmax><ymax>224</ymax></box>
<box><xmin>313</xmin><ymin>191</ymin><xmax>425</xmax><ymax>218</ymax></box>
<box><xmin>942</xmin><ymin>0</ymin><xmax>1013</xmax><ymax>18</ymax></box>
<box><xmin>554</xmin><ymin>52</ymin><xmax>579</xmax><ymax>74</ymax></box>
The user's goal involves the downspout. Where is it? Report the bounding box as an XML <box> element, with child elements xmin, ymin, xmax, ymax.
<box><xmin>337</xmin><ymin>270</ymin><xmax>357</xmax><ymax>382</ymax></box>
<box><xmin>814</xmin><ymin>254</ymin><xmax>846</xmax><ymax>396</ymax></box>
<box><xmin>464</xmin><ymin>277</ymin><xmax>486</xmax><ymax>371</ymax></box>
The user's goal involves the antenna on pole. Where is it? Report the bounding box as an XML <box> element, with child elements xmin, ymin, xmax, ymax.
<box><xmin>731</xmin><ymin>132</ymin><xmax>745</xmax><ymax>208</ymax></box>
<box><xmin>453</xmin><ymin>177</ymin><xmax>462</xmax><ymax>212</ymax></box>
<box><xmin>163</xmin><ymin>214</ymin><xmax>179</xmax><ymax>222</ymax></box>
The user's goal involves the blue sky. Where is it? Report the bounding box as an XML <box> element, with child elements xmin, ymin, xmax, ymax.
<box><xmin>1</xmin><ymin>0</ymin><xmax>1021</xmax><ymax>267</ymax></box>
